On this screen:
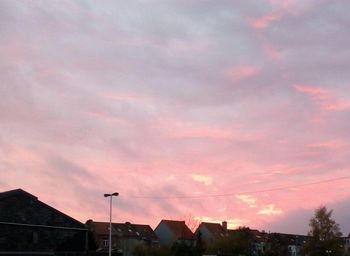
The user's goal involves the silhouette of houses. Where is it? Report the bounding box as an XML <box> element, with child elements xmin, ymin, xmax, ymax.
<box><xmin>0</xmin><ymin>188</ymin><xmax>88</xmax><ymax>253</ymax></box>
<box><xmin>195</xmin><ymin>222</ymin><xmax>309</xmax><ymax>256</ymax></box>
<box><xmin>3</xmin><ymin>188</ymin><xmax>347</xmax><ymax>256</ymax></box>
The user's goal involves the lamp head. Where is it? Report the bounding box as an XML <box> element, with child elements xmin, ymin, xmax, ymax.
<box><xmin>104</xmin><ymin>192</ymin><xmax>119</xmax><ymax>197</ymax></box>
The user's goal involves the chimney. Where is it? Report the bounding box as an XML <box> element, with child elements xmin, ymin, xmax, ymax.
<box><xmin>222</xmin><ymin>221</ymin><xmax>227</xmax><ymax>231</ymax></box>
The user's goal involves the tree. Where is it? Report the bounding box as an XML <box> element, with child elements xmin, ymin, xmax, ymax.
<box><xmin>171</xmin><ymin>242</ymin><xmax>195</xmax><ymax>256</ymax></box>
<box><xmin>133</xmin><ymin>243</ymin><xmax>148</xmax><ymax>256</ymax></box>
<box><xmin>265</xmin><ymin>233</ymin><xmax>289</xmax><ymax>256</ymax></box>
<box><xmin>133</xmin><ymin>243</ymin><xmax>171</xmax><ymax>256</ymax></box>
<box><xmin>206</xmin><ymin>227</ymin><xmax>254</xmax><ymax>256</ymax></box>
<box><xmin>195</xmin><ymin>230</ymin><xmax>206</xmax><ymax>256</ymax></box>
<box><xmin>303</xmin><ymin>206</ymin><xmax>343</xmax><ymax>256</ymax></box>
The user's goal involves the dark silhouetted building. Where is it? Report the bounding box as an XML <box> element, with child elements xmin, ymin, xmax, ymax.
<box><xmin>0</xmin><ymin>188</ymin><xmax>88</xmax><ymax>253</ymax></box>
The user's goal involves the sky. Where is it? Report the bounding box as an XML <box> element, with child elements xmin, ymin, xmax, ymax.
<box><xmin>1</xmin><ymin>0</ymin><xmax>350</xmax><ymax>235</ymax></box>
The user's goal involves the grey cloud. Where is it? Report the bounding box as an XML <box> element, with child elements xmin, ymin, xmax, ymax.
<box><xmin>264</xmin><ymin>207</ymin><xmax>311</xmax><ymax>235</ymax></box>
<box><xmin>261</xmin><ymin>1</ymin><xmax>350</xmax><ymax>85</ymax></box>
<box><xmin>47</xmin><ymin>155</ymin><xmax>93</xmax><ymax>179</ymax></box>
<box><xmin>264</xmin><ymin>197</ymin><xmax>350</xmax><ymax>235</ymax></box>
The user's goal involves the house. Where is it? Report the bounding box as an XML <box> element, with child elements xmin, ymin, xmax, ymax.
<box><xmin>86</xmin><ymin>221</ymin><xmax>117</xmax><ymax>250</ymax></box>
<box><xmin>154</xmin><ymin>219</ymin><xmax>195</xmax><ymax>246</ymax></box>
<box><xmin>266</xmin><ymin>232</ymin><xmax>308</xmax><ymax>256</ymax></box>
<box><xmin>131</xmin><ymin>223</ymin><xmax>159</xmax><ymax>245</ymax></box>
<box><xmin>196</xmin><ymin>221</ymin><xmax>309</xmax><ymax>256</ymax></box>
<box><xmin>0</xmin><ymin>188</ymin><xmax>88</xmax><ymax>253</ymax></box>
<box><xmin>342</xmin><ymin>234</ymin><xmax>350</xmax><ymax>256</ymax></box>
<box><xmin>195</xmin><ymin>221</ymin><xmax>227</xmax><ymax>245</ymax></box>
<box><xmin>228</xmin><ymin>228</ymin><xmax>268</xmax><ymax>256</ymax></box>
<box><xmin>285</xmin><ymin>234</ymin><xmax>308</xmax><ymax>256</ymax></box>
<box><xmin>86</xmin><ymin>220</ymin><xmax>158</xmax><ymax>256</ymax></box>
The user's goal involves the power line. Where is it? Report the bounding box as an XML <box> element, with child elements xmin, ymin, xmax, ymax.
<box><xmin>124</xmin><ymin>175</ymin><xmax>350</xmax><ymax>200</ymax></box>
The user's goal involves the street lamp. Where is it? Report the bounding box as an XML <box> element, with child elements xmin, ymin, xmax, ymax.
<box><xmin>104</xmin><ymin>192</ymin><xmax>119</xmax><ymax>256</ymax></box>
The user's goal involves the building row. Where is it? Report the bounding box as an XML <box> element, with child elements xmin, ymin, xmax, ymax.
<box><xmin>1</xmin><ymin>188</ymin><xmax>349</xmax><ymax>256</ymax></box>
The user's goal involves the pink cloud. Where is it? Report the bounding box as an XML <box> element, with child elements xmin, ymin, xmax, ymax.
<box><xmin>254</xmin><ymin>32</ymin><xmax>285</xmax><ymax>60</ymax></box>
<box><xmin>248</xmin><ymin>12</ymin><xmax>282</xmax><ymax>29</ymax></box>
<box><xmin>268</xmin><ymin>0</ymin><xmax>305</xmax><ymax>16</ymax></box>
<box><xmin>225</xmin><ymin>66</ymin><xmax>260</xmax><ymax>81</ymax></box>
<box><xmin>308</xmin><ymin>140</ymin><xmax>347</xmax><ymax>150</ymax></box>
<box><xmin>169</xmin><ymin>126</ymin><xmax>233</xmax><ymax>139</ymax></box>
<box><xmin>191</xmin><ymin>174</ymin><xmax>213</xmax><ymax>186</ymax></box>
<box><xmin>324</xmin><ymin>101</ymin><xmax>350</xmax><ymax>111</ymax></box>
<box><xmin>263</xmin><ymin>43</ymin><xmax>285</xmax><ymax>60</ymax></box>
<box><xmin>294</xmin><ymin>84</ymin><xmax>350</xmax><ymax>111</ymax></box>
<box><xmin>236</xmin><ymin>194</ymin><xmax>257</xmax><ymax>208</ymax></box>
<box><xmin>102</xmin><ymin>91</ymin><xmax>153</xmax><ymax>103</ymax></box>
<box><xmin>294</xmin><ymin>84</ymin><xmax>328</xmax><ymax>96</ymax></box>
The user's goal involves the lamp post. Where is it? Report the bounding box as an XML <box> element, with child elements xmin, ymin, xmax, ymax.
<box><xmin>104</xmin><ymin>192</ymin><xmax>119</xmax><ymax>256</ymax></box>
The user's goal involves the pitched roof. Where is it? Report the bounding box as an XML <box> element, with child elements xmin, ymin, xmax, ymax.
<box><xmin>269</xmin><ymin>233</ymin><xmax>309</xmax><ymax>246</ymax></box>
<box><xmin>199</xmin><ymin>222</ymin><xmax>226</xmax><ymax>239</ymax></box>
<box><xmin>89</xmin><ymin>222</ymin><xmax>117</xmax><ymax>236</ymax></box>
<box><xmin>228</xmin><ymin>228</ymin><xmax>267</xmax><ymax>243</ymax></box>
<box><xmin>113</xmin><ymin>222</ymin><xmax>140</xmax><ymax>238</ymax></box>
<box><xmin>160</xmin><ymin>220</ymin><xmax>195</xmax><ymax>240</ymax></box>
<box><xmin>0</xmin><ymin>188</ymin><xmax>37</xmax><ymax>200</ymax></box>
<box><xmin>0</xmin><ymin>188</ymin><xmax>85</xmax><ymax>229</ymax></box>
<box><xmin>88</xmin><ymin>221</ymin><xmax>158</xmax><ymax>241</ymax></box>
<box><xmin>249</xmin><ymin>229</ymin><xmax>266</xmax><ymax>242</ymax></box>
<box><xmin>132</xmin><ymin>224</ymin><xmax>158</xmax><ymax>241</ymax></box>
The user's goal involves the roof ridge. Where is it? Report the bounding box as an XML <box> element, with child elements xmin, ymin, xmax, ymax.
<box><xmin>0</xmin><ymin>188</ymin><xmax>38</xmax><ymax>200</ymax></box>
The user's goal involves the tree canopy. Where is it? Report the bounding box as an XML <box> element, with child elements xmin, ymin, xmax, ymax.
<box><xmin>206</xmin><ymin>227</ymin><xmax>254</xmax><ymax>256</ymax></box>
<box><xmin>303</xmin><ymin>206</ymin><xmax>343</xmax><ymax>256</ymax></box>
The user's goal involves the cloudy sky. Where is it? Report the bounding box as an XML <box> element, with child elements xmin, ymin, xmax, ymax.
<box><xmin>1</xmin><ymin>0</ymin><xmax>350</xmax><ymax>235</ymax></box>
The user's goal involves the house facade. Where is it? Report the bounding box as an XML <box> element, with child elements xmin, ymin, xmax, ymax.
<box><xmin>0</xmin><ymin>188</ymin><xmax>88</xmax><ymax>253</ymax></box>
<box><xmin>87</xmin><ymin>220</ymin><xmax>158</xmax><ymax>256</ymax></box>
<box><xmin>265</xmin><ymin>232</ymin><xmax>308</xmax><ymax>256</ymax></box>
<box><xmin>343</xmin><ymin>234</ymin><xmax>350</xmax><ymax>256</ymax></box>
<box><xmin>228</xmin><ymin>228</ymin><xmax>268</xmax><ymax>256</ymax></box>
<box><xmin>154</xmin><ymin>220</ymin><xmax>195</xmax><ymax>246</ymax></box>
<box><xmin>195</xmin><ymin>221</ymin><xmax>227</xmax><ymax>245</ymax></box>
